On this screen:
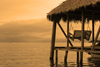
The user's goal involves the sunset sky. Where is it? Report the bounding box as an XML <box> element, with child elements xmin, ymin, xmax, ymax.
<box><xmin>0</xmin><ymin>0</ymin><xmax>65</xmax><ymax>22</ymax></box>
<box><xmin>0</xmin><ymin>0</ymin><xmax>100</xmax><ymax>43</ymax></box>
<box><xmin>0</xmin><ymin>0</ymin><xmax>66</xmax><ymax>42</ymax></box>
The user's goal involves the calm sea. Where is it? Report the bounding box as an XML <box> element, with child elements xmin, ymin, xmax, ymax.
<box><xmin>0</xmin><ymin>42</ymin><xmax>100</xmax><ymax>67</ymax></box>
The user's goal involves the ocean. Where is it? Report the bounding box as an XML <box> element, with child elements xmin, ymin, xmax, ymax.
<box><xmin>0</xmin><ymin>42</ymin><xmax>99</xmax><ymax>67</ymax></box>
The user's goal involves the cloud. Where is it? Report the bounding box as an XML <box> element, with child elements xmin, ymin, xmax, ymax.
<box><xmin>1</xmin><ymin>18</ymin><xmax>53</xmax><ymax>31</ymax></box>
<box><xmin>0</xmin><ymin>18</ymin><xmax>53</xmax><ymax>42</ymax></box>
<box><xmin>0</xmin><ymin>18</ymin><xmax>100</xmax><ymax>43</ymax></box>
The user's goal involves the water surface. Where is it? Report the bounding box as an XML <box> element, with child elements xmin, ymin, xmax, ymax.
<box><xmin>0</xmin><ymin>42</ymin><xmax>99</xmax><ymax>67</ymax></box>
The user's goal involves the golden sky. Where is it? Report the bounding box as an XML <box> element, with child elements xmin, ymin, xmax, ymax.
<box><xmin>0</xmin><ymin>0</ymin><xmax>100</xmax><ymax>43</ymax></box>
<box><xmin>0</xmin><ymin>0</ymin><xmax>65</xmax><ymax>22</ymax></box>
<box><xmin>0</xmin><ymin>18</ymin><xmax>99</xmax><ymax>43</ymax></box>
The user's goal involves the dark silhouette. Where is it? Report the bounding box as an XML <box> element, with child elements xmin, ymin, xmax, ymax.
<box><xmin>47</xmin><ymin>0</ymin><xmax>100</xmax><ymax>65</ymax></box>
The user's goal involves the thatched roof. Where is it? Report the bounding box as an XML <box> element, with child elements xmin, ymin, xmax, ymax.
<box><xmin>47</xmin><ymin>0</ymin><xmax>100</xmax><ymax>22</ymax></box>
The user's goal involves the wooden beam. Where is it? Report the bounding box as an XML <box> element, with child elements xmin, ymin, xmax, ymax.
<box><xmin>50</xmin><ymin>22</ymin><xmax>57</xmax><ymax>60</ymax></box>
<box><xmin>67</xmin><ymin>14</ymin><xmax>69</xmax><ymax>47</ymax></box>
<box><xmin>77</xmin><ymin>52</ymin><xmax>79</xmax><ymax>64</ymax></box>
<box><xmin>55</xmin><ymin>50</ymin><xmax>58</xmax><ymax>64</ymax></box>
<box><xmin>92</xmin><ymin>11</ymin><xmax>95</xmax><ymax>50</ymax></box>
<box><xmin>55</xmin><ymin>46</ymin><xmax>100</xmax><ymax>50</ymax></box>
<box><xmin>78</xmin><ymin>9</ymin><xmax>100</xmax><ymax>13</ymax></box>
<box><xmin>68</xmin><ymin>9</ymin><xmax>100</xmax><ymax>17</ymax></box>
<box><xmin>64</xmin><ymin>12</ymin><xmax>69</xmax><ymax>62</ymax></box>
<box><xmin>55</xmin><ymin>47</ymin><xmax>100</xmax><ymax>53</ymax></box>
<box><xmin>80</xmin><ymin>9</ymin><xmax>85</xmax><ymax>64</ymax></box>
<box><xmin>68</xmin><ymin>13</ymin><xmax>100</xmax><ymax>18</ymax></box>
<box><xmin>57</xmin><ymin>23</ymin><xmax>73</xmax><ymax>47</ymax></box>
<box><xmin>85</xmin><ymin>9</ymin><xmax>100</xmax><ymax>13</ymax></box>
<box><xmin>94</xmin><ymin>26</ymin><xmax>100</xmax><ymax>44</ymax></box>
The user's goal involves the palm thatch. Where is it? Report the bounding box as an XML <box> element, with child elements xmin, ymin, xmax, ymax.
<box><xmin>47</xmin><ymin>0</ymin><xmax>100</xmax><ymax>22</ymax></box>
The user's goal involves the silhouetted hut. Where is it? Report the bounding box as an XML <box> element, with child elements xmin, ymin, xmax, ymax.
<box><xmin>47</xmin><ymin>0</ymin><xmax>100</xmax><ymax>64</ymax></box>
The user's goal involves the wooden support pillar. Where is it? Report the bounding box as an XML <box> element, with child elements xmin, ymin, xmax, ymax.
<box><xmin>50</xmin><ymin>59</ymin><xmax>54</xmax><ymax>67</ymax></box>
<box><xmin>55</xmin><ymin>50</ymin><xmax>58</xmax><ymax>64</ymax></box>
<box><xmin>50</xmin><ymin>22</ymin><xmax>57</xmax><ymax>60</ymax></box>
<box><xmin>64</xmin><ymin>12</ymin><xmax>69</xmax><ymax>62</ymax></box>
<box><xmin>92</xmin><ymin>12</ymin><xmax>95</xmax><ymax>50</ymax></box>
<box><xmin>77</xmin><ymin>51</ymin><xmax>79</xmax><ymax>64</ymax></box>
<box><xmin>94</xmin><ymin>26</ymin><xmax>100</xmax><ymax>44</ymax></box>
<box><xmin>67</xmin><ymin>15</ymin><xmax>69</xmax><ymax>48</ymax></box>
<box><xmin>80</xmin><ymin>9</ymin><xmax>84</xmax><ymax>64</ymax></box>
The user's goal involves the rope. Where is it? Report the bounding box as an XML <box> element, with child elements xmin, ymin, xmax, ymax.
<box><xmin>87</xmin><ymin>23</ymin><xmax>91</xmax><ymax>30</ymax></box>
<box><xmin>69</xmin><ymin>23</ymin><xmax>74</xmax><ymax>31</ymax></box>
<box><xmin>86</xmin><ymin>18</ymin><xmax>91</xmax><ymax>30</ymax></box>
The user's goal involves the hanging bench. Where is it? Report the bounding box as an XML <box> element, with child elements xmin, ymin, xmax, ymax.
<box><xmin>69</xmin><ymin>30</ymin><xmax>91</xmax><ymax>41</ymax></box>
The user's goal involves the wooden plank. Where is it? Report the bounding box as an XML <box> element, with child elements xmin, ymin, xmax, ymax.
<box><xmin>73</xmin><ymin>30</ymin><xmax>91</xmax><ymax>41</ymax></box>
<box><xmin>55</xmin><ymin>48</ymin><xmax>100</xmax><ymax>53</ymax></box>
<box><xmin>50</xmin><ymin>22</ymin><xmax>57</xmax><ymax>60</ymax></box>
<box><xmin>57</xmin><ymin>23</ymin><xmax>73</xmax><ymax>47</ymax></box>
<box><xmin>55</xmin><ymin>46</ymin><xmax>100</xmax><ymax>50</ymax></box>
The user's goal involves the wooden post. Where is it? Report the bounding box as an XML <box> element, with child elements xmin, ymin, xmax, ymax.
<box><xmin>94</xmin><ymin>26</ymin><xmax>100</xmax><ymax>44</ymax></box>
<box><xmin>55</xmin><ymin>50</ymin><xmax>58</xmax><ymax>64</ymax></box>
<box><xmin>50</xmin><ymin>59</ymin><xmax>54</xmax><ymax>67</ymax></box>
<box><xmin>67</xmin><ymin>13</ymin><xmax>69</xmax><ymax>48</ymax></box>
<box><xmin>64</xmin><ymin>12</ymin><xmax>69</xmax><ymax>62</ymax></box>
<box><xmin>92</xmin><ymin>12</ymin><xmax>95</xmax><ymax>50</ymax></box>
<box><xmin>80</xmin><ymin>9</ymin><xmax>84</xmax><ymax>64</ymax></box>
<box><xmin>50</xmin><ymin>22</ymin><xmax>57</xmax><ymax>60</ymax></box>
<box><xmin>77</xmin><ymin>51</ymin><xmax>79</xmax><ymax>64</ymax></box>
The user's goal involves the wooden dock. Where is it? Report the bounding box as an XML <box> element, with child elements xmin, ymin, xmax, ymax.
<box><xmin>54</xmin><ymin>46</ymin><xmax>100</xmax><ymax>64</ymax></box>
<box><xmin>55</xmin><ymin>47</ymin><xmax>100</xmax><ymax>53</ymax></box>
<box><xmin>47</xmin><ymin>0</ymin><xmax>100</xmax><ymax>64</ymax></box>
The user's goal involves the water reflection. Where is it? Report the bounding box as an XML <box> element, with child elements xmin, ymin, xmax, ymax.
<box><xmin>50</xmin><ymin>60</ymin><xmax>79</xmax><ymax>67</ymax></box>
<box><xmin>88</xmin><ymin>57</ymin><xmax>100</xmax><ymax>67</ymax></box>
<box><xmin>50</xmin><ymin>60</ymin><xmax>54</xmax><ymax>67</ymax></box>
<box><xmin>50</xmin><ymin>56</ymin><xmax>100</xmax><ymax>67</ymax></box>
<box><xmin>50</xmin><ymin>60</ymin><xmax>91</xmax><ymax>67</ymax></box>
